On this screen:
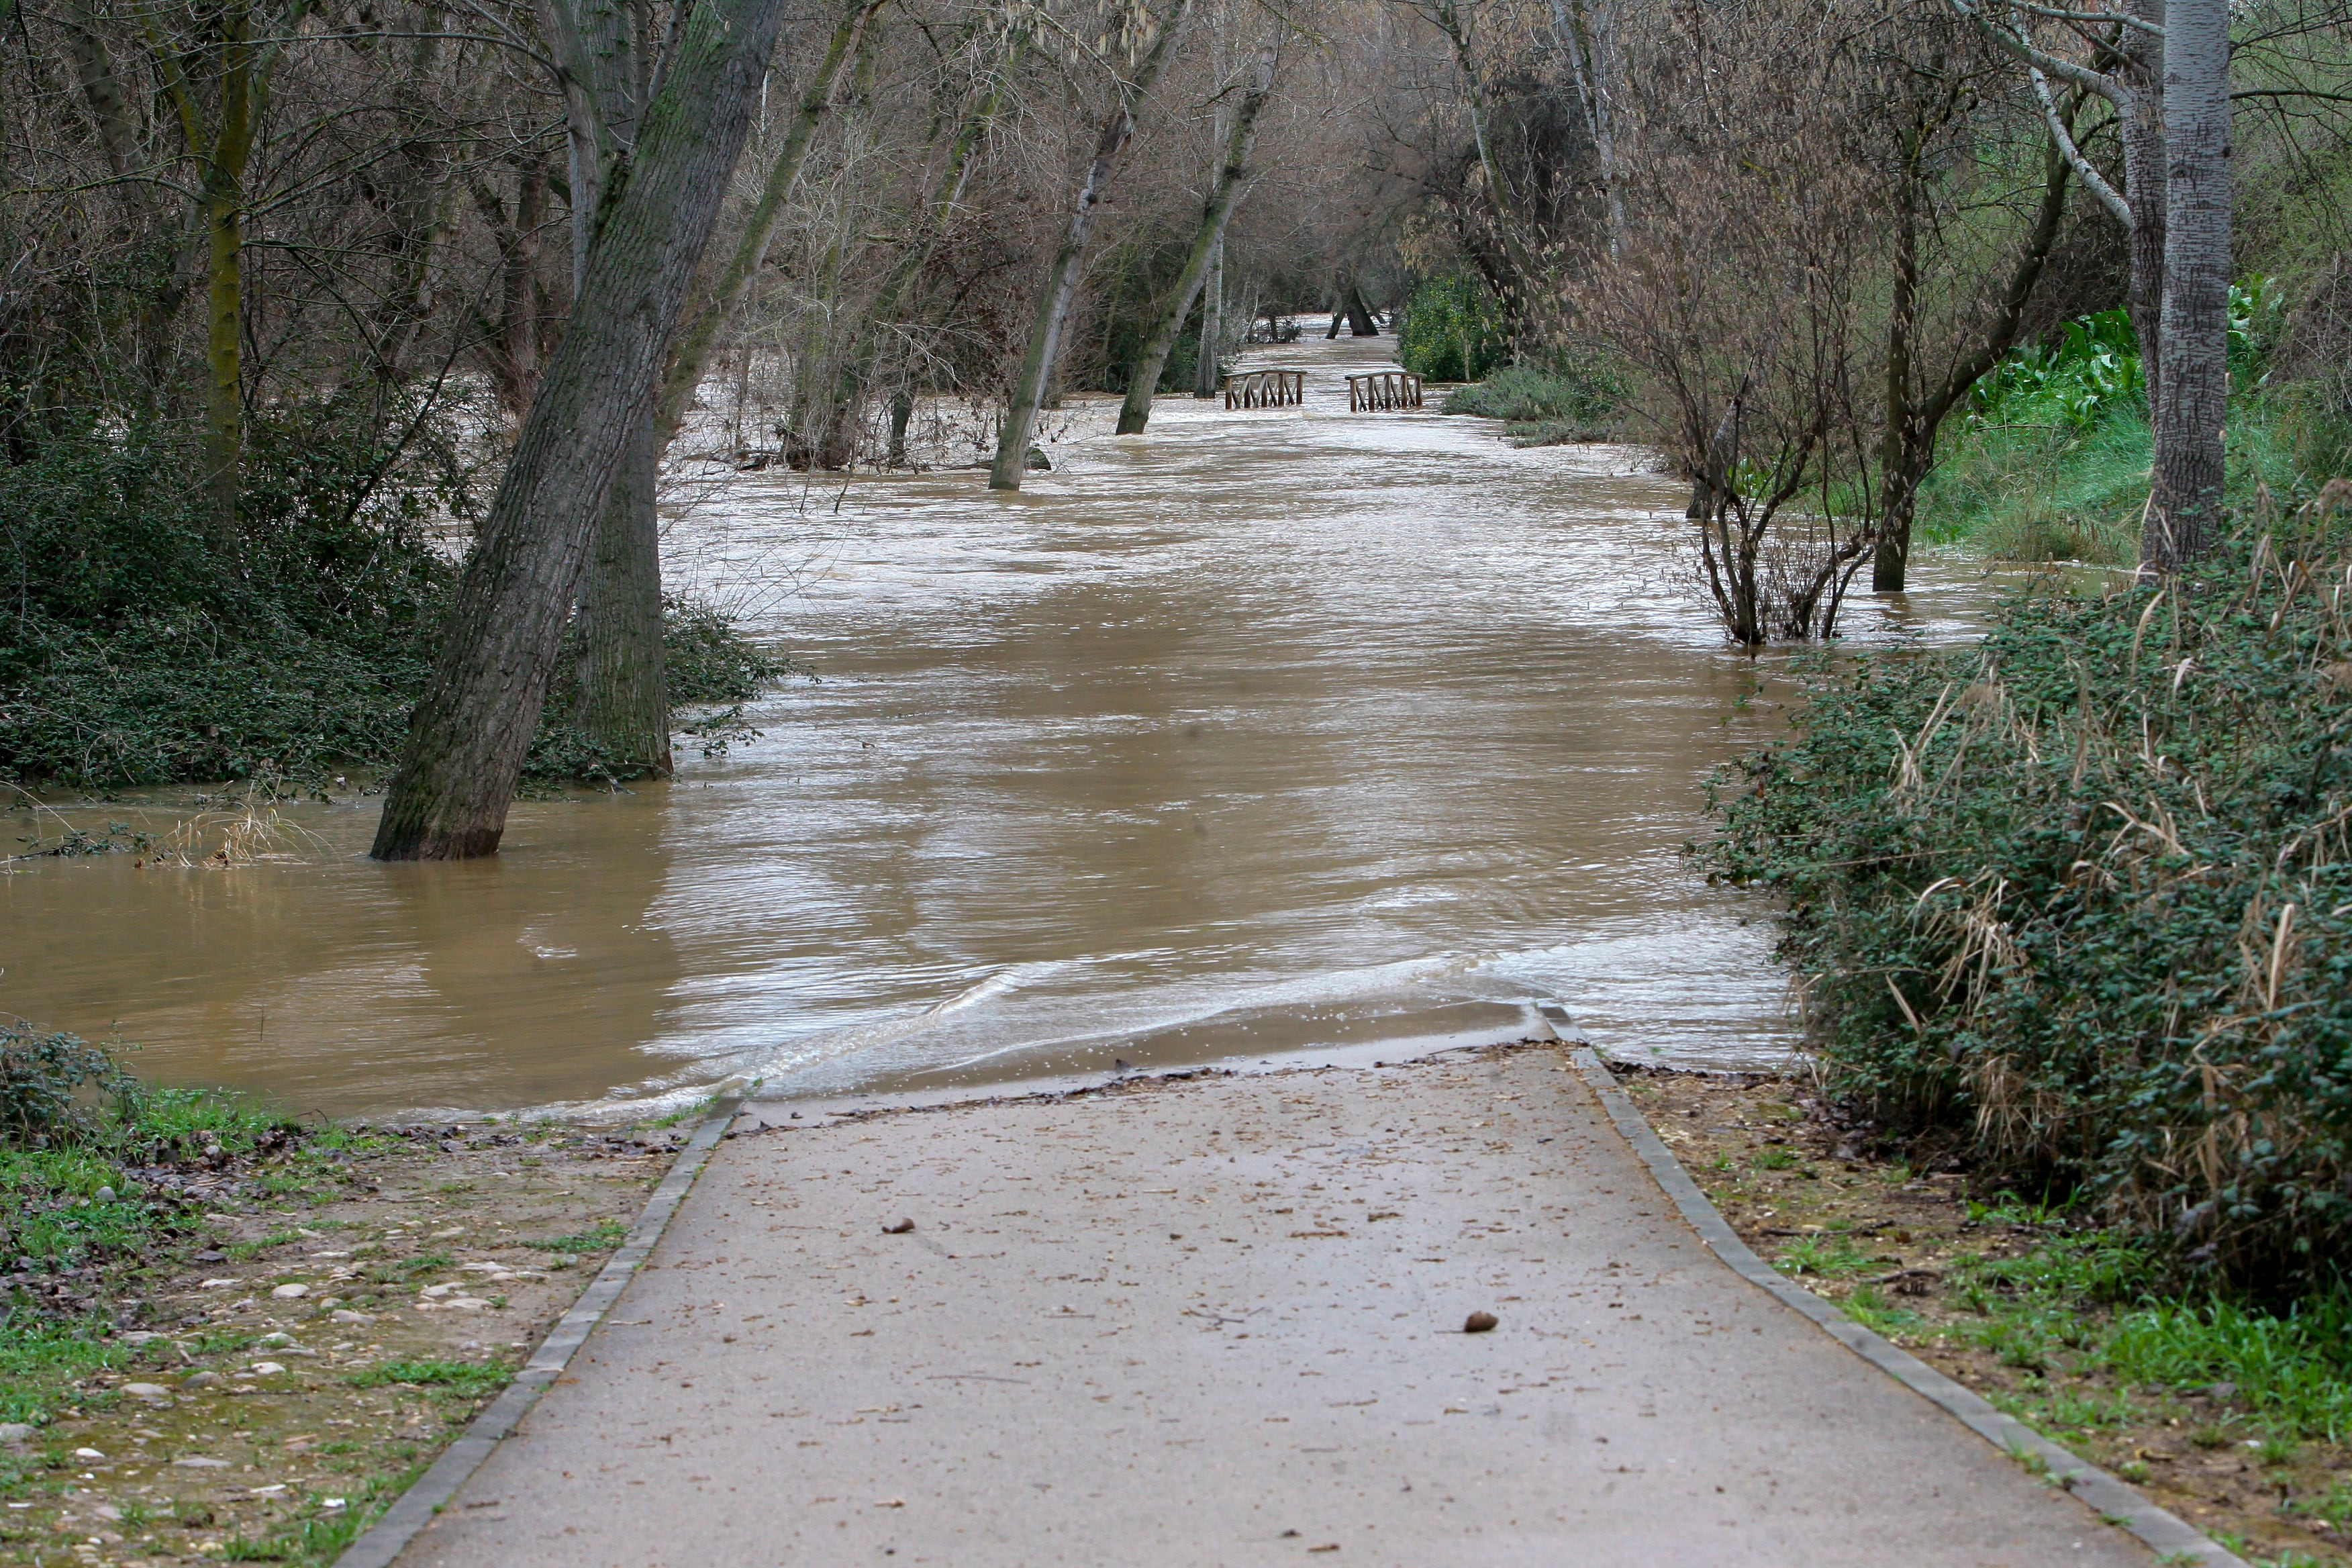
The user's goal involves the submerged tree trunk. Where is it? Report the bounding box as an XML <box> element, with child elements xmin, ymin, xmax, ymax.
<box><xmin>369</xmin><ymin>0</ymin><xmax>789</xmax><ymax>861</ymax></box>
<box><xmin>573</xmin><ymin>415</ymin><xmax>669</xmax><ymax>773</ymax></box>
<box><xmin>989</xmin><ymin>0</ymin><xmax>1194</xmax><ymax>491</ymax></box>
<box><xmin>2145</xmin><ymin>0</ymin><xmax>2228</xmax><ymax>571</ymax></box>
<box><xmin>1121</xmin><ymin>64</ymin><xmax>1270</xmax><ymax>434</ymax></box>
<box><xmin>1341</xmin><ymin>278</ymin><xmax>1378</xmax><ymax>335</ymax></box>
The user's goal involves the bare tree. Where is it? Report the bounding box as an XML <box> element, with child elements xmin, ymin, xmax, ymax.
<box><xmin>1116</xmin><ymin>38</ymin><xmax>1277</xmax><ymax>433</ymax></box>
<box><xmin>987</xmin><ymin>0</ymin><xmax>1195</xmax><ymax>491</ymax></box>
<box><xmin>371</xmin><ymin>0</ymin><xmax>791</xmax><ymax>860</ymax></box>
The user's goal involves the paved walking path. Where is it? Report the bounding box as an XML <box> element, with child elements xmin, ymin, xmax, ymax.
<box><xmin>393</xmin><ymin>1046</ymin><xmax>2153</xmax><ymax>1566</ymax></box>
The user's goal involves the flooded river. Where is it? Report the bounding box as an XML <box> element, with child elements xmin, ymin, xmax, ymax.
<box><xmin>2</xmin><ymin>332</ymin><xmax>1990</xmax><ymax>1118</ymax></box>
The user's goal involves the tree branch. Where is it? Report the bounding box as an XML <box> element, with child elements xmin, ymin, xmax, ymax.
<box><xmin>2032</xmin><ymin>65</ymin><xmax>2128</xmax><ymax>222</ymax></box>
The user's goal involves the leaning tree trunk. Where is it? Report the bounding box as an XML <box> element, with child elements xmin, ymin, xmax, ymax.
<box><xmin>1120</xmin><ymin>63</ymin><xmax>1273</xmax><ymax>434</ymax></box>
<box><xmin>369</xmin><ymin>0</ymin><xmax>789</xmax><ymax>861</ymax></box>
<box><xmin>2144</xmin><ymin>0</ymin><xmax>2229</xmax><ymax>573</ymax></box>
<box><xmin>1341</xmin><ymin>278</ymin><xmax>1379</xmax><ymax>336</ymax></box>
<box><xmin>989</xmin><ymin>0</ymin><xmax>1194</xmax><ymax>491</ymax></box>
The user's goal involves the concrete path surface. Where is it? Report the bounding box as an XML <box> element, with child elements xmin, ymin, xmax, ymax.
<box><xmin>393</xmin><ymin>1046</ymin><xmax>2152</xmax><ymax>1566</ymax></box>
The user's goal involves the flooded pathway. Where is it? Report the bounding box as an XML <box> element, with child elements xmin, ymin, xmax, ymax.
<box><xmin>2</xmin><ymin>332</ymin><xmax>1987</xmax><ymax>1117</ymax></box>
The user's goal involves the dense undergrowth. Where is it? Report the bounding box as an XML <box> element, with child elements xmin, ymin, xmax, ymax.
<box><xmin>1917</xmin><ymin>282</ymin><xmax>2348</xmax><ymax>565</ymax></box>
<box><xmin>0</xmin><ymin>416</ymin><xmax>789</xmax><ymax>791</ymax></box>
<box><xmin>1707</xmin><ymin>489</ymin><xmax>2352</xmax><ymax>1289</ymax></box>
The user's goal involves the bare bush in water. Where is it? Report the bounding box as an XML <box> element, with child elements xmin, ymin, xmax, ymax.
<box><xmin>1572</xmin><ymin>0</ymin><xmax>1890</xmax><ymax>645</ymax></box>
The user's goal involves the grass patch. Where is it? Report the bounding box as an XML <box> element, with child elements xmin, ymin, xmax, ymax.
<box><xmin>1775</xmin><ymin>1236</ymin><xmax>1876</xmax><ymax>1279</ymax></box>
<box><xmin>521</xmin><ymin>1220</ymin><xmax>626</xmax><ymax>1255</ymax></box>
<box><xmin>0</xmin><ymin>1024</ymin><xmax>341</xmax><ymax>1430</ymax></box>
<box><xmin>212</xmin><ymin>1463</ymin><xmax>428</xmax><ymax>1568</ymax></box>
<box><xmin>346</xmin><ymin>1359</ymin><xmax>513</xmax><ymax>1398</ymax></box>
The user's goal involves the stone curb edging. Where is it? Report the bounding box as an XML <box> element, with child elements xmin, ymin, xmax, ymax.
<box><xmin>332</xmin><ymin>1098</ymin><xmax>741</xmax><ymax>1568</ymax></box>
<box><xmin>1563</xmin><ymin>1037</ymin><xmax>2245</xmax><ymax>1568</ymax></box>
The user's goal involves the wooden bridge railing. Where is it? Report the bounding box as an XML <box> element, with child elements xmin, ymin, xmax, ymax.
<box><xmin>1223</xmin><ymin>369</ymin><xmax>1305</xmax><ymax>409</ymax></box>
<box><xmin>1346</xmin><ymin>372</ymin><xmax>1423</xmax><ymax>411</ymax></box>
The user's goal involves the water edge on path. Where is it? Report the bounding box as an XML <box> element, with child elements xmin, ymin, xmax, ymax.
<box><xmin>3</xmin><ymin>330</ymin><xmax>1996</xmax><ymax>1118</ymax></box>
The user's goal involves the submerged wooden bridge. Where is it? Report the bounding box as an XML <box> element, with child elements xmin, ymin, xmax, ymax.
<box><xmin>1215</xmin><ymin>367</ymin><xmax>1426</xmax><ymax>412</ymax></box>
<box><xmin>1345</xmin><ymin>371</ymin><xmax>1423</xmax><ymax>411</ymax></box>
<box><xmin>1222</xmin><ymin>369</ymin><xmax>1305</xmax><ymax>409</ymax></box>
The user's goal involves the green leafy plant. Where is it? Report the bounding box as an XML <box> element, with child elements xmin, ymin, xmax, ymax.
<box><xmin>1399</xmin><ymin>274</ymin><xmax>1506</xmax><ymax>383</ymax></box>
<box><xmin>0</xmin><ymin>1022</ymin><xmax>135</xmax><ymax>1146</ymax></box>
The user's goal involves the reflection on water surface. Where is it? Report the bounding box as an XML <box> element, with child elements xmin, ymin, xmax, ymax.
<box><xmin>1</xmin><ymin>332</ymin><xmax>1991</xmax><ymax>1116</ymax></box>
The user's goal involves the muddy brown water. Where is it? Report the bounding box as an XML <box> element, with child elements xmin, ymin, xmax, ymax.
<box><xmin>2</xmin><ymin>333</ymin><xmax>1994</xmax><ymax>1118</ymax></box>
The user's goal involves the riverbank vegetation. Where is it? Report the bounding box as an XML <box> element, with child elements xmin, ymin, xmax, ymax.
<box><xmin>1708</xmin><ymin>487</ymin><xmax>2352</xmax><ymax>1294</ymax></box>
<box><xmin>1624</xmin><ymin>1067</ymin><xmax>2352</xmax><ymax>1566</ymax></box>
<box><xmin>0</xmin><ymin>1022</ymin><xmax>676</xmax><ymax>1565</ymax></box>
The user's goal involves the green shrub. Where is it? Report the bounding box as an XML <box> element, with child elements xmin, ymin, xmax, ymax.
<box><xmin>1442</xmin><ymin>359</ymin><xmax>1625</xmax><ymax>442</ymax></box>
<box><xmin>1399</xmin><ymin>274</ymin><xmax>1506</xmax><ymax>383</ymax></box>
<box><xmin>1705</xmin><ymin>491</ymin><xmax>2352</xmax><ymax>1286</ymax></box>
<box><xmin>1</xmin><ymin>417</ymin><xmax>786</xmax><ymax>788</ymax></box>
<box><xmin>0</xmin><ymin>1022</ymin><xmax>135</xmax><ymax>1147</ymax></box>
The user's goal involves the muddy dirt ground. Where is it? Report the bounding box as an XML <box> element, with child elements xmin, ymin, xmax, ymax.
<box><xmin>0</xmin><ymin>1124</ymin><xmax>686</xmax><ymax>1567</ymax></box>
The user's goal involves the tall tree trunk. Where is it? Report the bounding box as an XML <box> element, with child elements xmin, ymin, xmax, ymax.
<box><xmin>164</xmin><ymin>0</ymin><xmax>275</xmax><ymax>549</ymax></box>
<box><xmin>1545</xmin><ymin>0</ymin><xmax>1624</xmax><ymax>258</ymax></box>
<box><xmin>201</xmin><ymin>167</ymin><xmax>244</xmax><ymax>542</ymax></box>
<box><xmin>1120</xmin><ymin>64</ymin><xmax>1269</xmax><ymax>434</ymax></box>
<box><xmin>369</xmin><ymin>0</ymin><xmax>788</xmax><ymax>861</ymax></box>
<box><xmin>1191</xmin><ymin>236</ymin><xmax>1224</xmax><ymax>398</ymax></box>
<box><xmin>551</xmin><ymin>0</ymin><xmax>666</xmax><ymax>773</ymax></box>
<box><xmin>573</xmin><ymin>414</ymin><xmax>669</xmax><ymax>773</ymax></box>
<box><xmin>471</xmin><ymin>152</ymin><xmax>552</xmax><ymax>420</ymax></box>
<box><xmin>61</xmin><ymin>7</ymin><xmax>139</xmax><ymax>181</ymax></box>
<box><xmin>655</xmin><ymin>0</ymin><xmax>885</xmax><ymax>442</ymax></box>
<box><xmin>2118</xmin><ymin>0</ymin><xmax>2167</xmax><ymax>420</ymax></box>
<box><xmin>2144</xmin><ymin>0</ymin><xmax>2229</xmax><ymax>572</ymax></box>
<box><xmin>1872</xmin><ymin>164</ymin><xmax>1922</xmax><ymax>591</ymax></box>
<box><xmin>988</xmin><ymin>0</ymin><xmax>1195</xmax><ymax>491</ymax></box>
<box><xmin>1341</xmin><ymin>278</ymin><xmax>1378</xmax><ymax>336</ymax></box>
